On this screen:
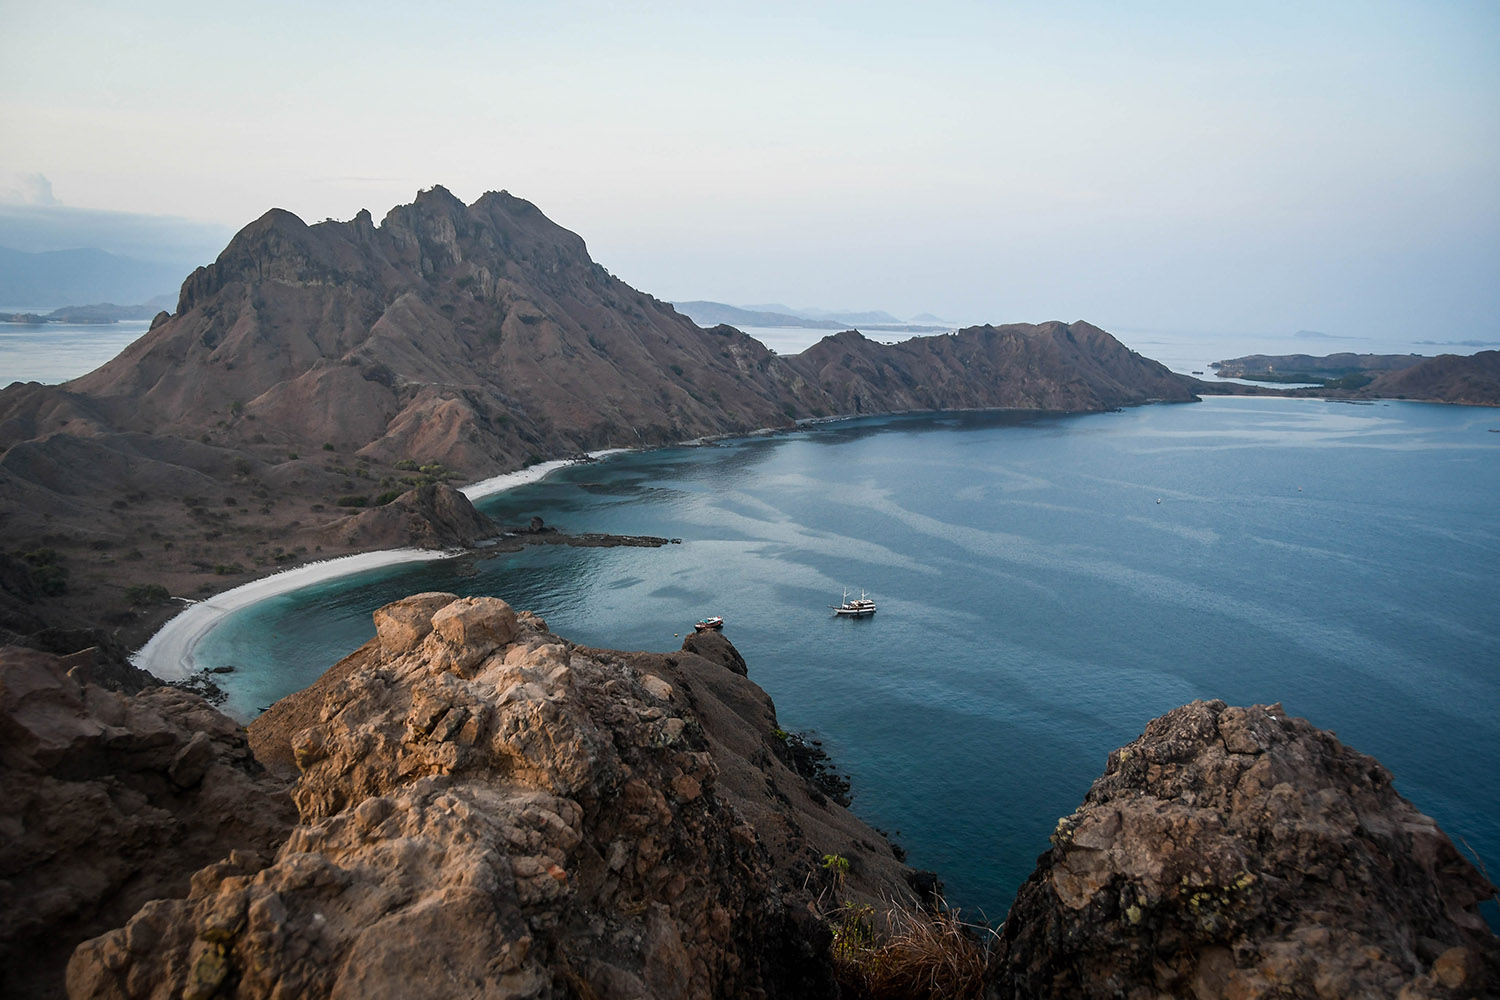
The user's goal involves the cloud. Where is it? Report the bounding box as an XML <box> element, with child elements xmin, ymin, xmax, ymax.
<box><xmin>2</xmin><ymin>172</ymin><xmax>60</xmax><ymax>206</ymax></box>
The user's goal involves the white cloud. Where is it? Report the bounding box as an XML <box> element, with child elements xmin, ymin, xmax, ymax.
<box><xmin>1</xmin><ymin>173</ymin><xmax>60</xmax><ymax>206</ymax></box>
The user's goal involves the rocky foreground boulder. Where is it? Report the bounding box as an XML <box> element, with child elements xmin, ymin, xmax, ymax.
<box><xmin>65</xmin><ymin>594</ymin><xmax>914</xmax><ymax>999</ymax></box>
<box><xmin>0</xmin><ymin>646</ymin><xmax>295</xmax><ymax>999</ymax></box>
<box><xmin>9</xmin><ymin>606</ymin><xmax>1496</xmax><ymax>998</ymax></box>
<box><xmin>992</xmin><ymin>700</ymin><xmax>1499</xmax><ymax>999</ymax></box>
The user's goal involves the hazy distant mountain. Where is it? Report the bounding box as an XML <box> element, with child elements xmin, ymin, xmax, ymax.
<box><xmin>743</xmin><ymin>303</ymin><xmax>907</xmax><ymax>326</ymax></box>
<box><xmin>687</xmin><ymin>301</ymin><xmax>950</xmax><ymax>330</ymax></box>
<box><xmin>0</xmin><ymin>296</ymin><xmax>177</xmax><ymax>324</ymax></box>
<box><xmin>0</xmin><ymin>246</ymin><xmax>186</xmax><ymax>308</ymax></box>
<box><xmin>671</xmin><ymin>301</ymin><xmax>842</xmax><ymax>329</ymax></box>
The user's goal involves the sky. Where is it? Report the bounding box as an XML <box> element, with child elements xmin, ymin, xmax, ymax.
<box><xmin>2</xmin><ymin>0</ymin><xmax>1497</xmax><ymax>344</ymax></box>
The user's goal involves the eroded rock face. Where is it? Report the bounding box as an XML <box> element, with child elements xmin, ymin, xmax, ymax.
<box><xmin>992</xmin><ymin>700</ymin><xmax>1500</xmax><ymax>999</ymax></box>
<box><xmin>0</xmin><ymin>646</ymin><xmax>295</xmax><ymax>1000</ymax></box>
<box><xmin>69</xmin><ymin>594</ymin><xmax>913</xmax><ymax>999</ymax></box>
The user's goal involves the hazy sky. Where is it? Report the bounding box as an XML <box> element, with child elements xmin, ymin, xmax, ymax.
<box><xmin>2</xmin><ymin>0</ymin><xmax>1497</xmax><ymax>342</ymax></box>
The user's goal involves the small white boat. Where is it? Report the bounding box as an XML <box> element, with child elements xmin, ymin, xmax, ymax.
<box><xmin>694</xmin><ymin>616</ymin><xmax>724</xmax><ymax>632</ymax></box>
<box><xmin>831</xmin><ymin>589</ymin><xmax>876</xmax><ymax>617</ymax></box>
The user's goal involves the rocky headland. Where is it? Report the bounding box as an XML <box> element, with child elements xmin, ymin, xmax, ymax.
<box><xmin>1197</xmin><ymin>350</ymin><xmax>1500</xmax><ymax>406</ymax></box>
<box><xmin>47</xmin><ymin>593</ymin><xmax>916</xmax><ymax>999</ymax></box>
<box><xmin>2</xmin><ymin>601</ymin><xmax>1495</xmax><ymax>998</ymax></box>
<box><xmin>0</xmin><ymin>186</ymin><xmax>1196</xmax><ymax>654</ymax></box>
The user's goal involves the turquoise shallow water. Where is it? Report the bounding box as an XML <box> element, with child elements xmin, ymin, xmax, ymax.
<box><xmin>197</xmin><ymin>397</ymin><xmax>1500</xmax><ymax>921</ymax></box>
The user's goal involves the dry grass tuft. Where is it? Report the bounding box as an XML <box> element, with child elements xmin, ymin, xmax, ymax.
<box><xmin>826</xmin><ymin>897</ymin><xmax>997</xmax><ymax>1000</ymax></box>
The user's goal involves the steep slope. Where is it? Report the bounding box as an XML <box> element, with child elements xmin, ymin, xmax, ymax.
<box><xmin>1365</xmin><ymin>350</ymin><xmax>1500</xmax><ymax>406</ymax></box>
<box><xmin>19</xmin><ymin>187</ymin><xmax>811</xmax><ymax>467</ymax></box>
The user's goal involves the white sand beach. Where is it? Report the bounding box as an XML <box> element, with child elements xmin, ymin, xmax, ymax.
<box><xmin>134</xmin><ymin>448</ymin><xmax>638</xmax><ymax>680</ymax></box>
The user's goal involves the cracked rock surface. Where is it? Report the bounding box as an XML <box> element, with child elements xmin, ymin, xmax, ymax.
<box><xmin>66</xmin><ymin>594</ymin><xmax>913</xmax><ymax>999</ymax></box>
<box><xmin>992</xmin><ymin>699</ymin><xmax>1499</xmax><ymax>999</ymax></box>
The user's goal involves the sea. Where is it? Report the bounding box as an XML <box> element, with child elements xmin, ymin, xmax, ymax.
<box><xmin>193</xmin><ymin>396</ymin><xmax>1500</xmax><ymax>925</ymax></box>
<box><xmin>11</xmin><ymin>315</ymin><xmax>1500</xmax><ymax>923</ymax></box>
<box><xmin>0</xmin><ymin>307</ymin><xmax>153</xmax><ymax>385</ymax></box>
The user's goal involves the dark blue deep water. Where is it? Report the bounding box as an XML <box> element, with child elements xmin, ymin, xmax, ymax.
<box><xmin>197</xmin><ymin>397</ymin><xmax>1500</xmax><ymax>921</ymax></box>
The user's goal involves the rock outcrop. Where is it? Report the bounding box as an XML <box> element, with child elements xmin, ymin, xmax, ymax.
<box><xmin>0</xmin><ymin>646</ymin><xmax>295</xmax><ymax>999</ymax></box>
<box><xmin>992</xmin><ymin>700</ymin><xmax>1499</xmax><ymax>999</ymax></box>
<box><xmin>321</xmin><ymin>483</ymin><xmax>498</xmax><ymax>550</ymax></box>
<box><xmin>67</xmin><ymin>594</ymin><xmax>914</xmax><ymax>999</ymax></box>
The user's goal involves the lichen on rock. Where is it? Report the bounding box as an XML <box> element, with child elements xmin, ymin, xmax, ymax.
<box><xmin>992</xmin><ymin>699</ymin><xmax>1500</xmax><ymax>999</ymax></box>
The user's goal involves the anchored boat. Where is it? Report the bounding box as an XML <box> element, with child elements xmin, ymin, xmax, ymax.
<box><xmin>831</xmin><ymin>589</ymin><xmax>876</xmax><ymax>617</ymax></box>
<box><xmin>694</xmin><ymin>616</ymin><xmax>724</xmax><ymax>632</ymax></box>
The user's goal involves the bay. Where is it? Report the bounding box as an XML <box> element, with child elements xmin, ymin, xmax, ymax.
<box><xmin>195</xmin><ymin>396</ymin><xmax>1500</xmax><ymax>921</ymax></box>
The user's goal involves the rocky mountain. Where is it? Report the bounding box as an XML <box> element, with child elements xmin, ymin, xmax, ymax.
<box><xmin>992</xmin><ymin>700</ymin><xmax>1499</xmax><ymax>999</ymax></box>
<box><xmin>0</xmin><ymin>186</ymin><xmax>1199</xmax><ymax>648</ymax></box>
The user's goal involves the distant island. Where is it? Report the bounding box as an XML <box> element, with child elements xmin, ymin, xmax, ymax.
<box><xmin>1209</xmin><ymin>352</ymin><xmax>1428</xmax><ymax>388</ymax></box>
<box><xmin>1197</xmin><ymin>350</ymin><xmax>1500</xmax><ymax>405</ymax></box>
<box><xmin>0</xmin><ymin>296</ymin><xmax>175</xmax><ymax>325</ymax></box>
<box><xmin>671</xmin><ymin>299</ymin><xmax>950</xmax><ymax>333</ymax></box>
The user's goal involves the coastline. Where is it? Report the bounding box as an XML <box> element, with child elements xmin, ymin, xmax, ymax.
<box><xmin>133</xmin><ymin>448</ymin><xmax>637</xmax><ymax>680</ymax></box>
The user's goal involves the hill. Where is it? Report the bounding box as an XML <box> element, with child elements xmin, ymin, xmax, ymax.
<box><xmin>0</xmin><ymin>186</ymin><xmax>1197</xmax><ymax>646</ymax></box>
<box><xmin>1365</xmin><ymin>350</ymin><xmax>1500</xmax><ymax>406</ymax></box>
<box><xmin>0</xmin><ymin>246</ymin><xmax>186</xmax><ymax>308</ymax></box>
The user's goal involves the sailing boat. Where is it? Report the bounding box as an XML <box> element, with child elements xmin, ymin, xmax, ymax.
<box><xmin>831</xmin><ymin>589</ymin><xmax>876</xmax><ymax>617</ymax></box>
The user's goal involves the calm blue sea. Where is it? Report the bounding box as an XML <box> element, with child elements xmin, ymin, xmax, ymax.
<box><xmin>195</xmin><ymin>396</ymin><xmax>1500</xmax><ymax>922</ymax></box>
<box><xmin>0</xmin><ymin>307</ymin><xmax>153</xmax><ymax>385</ymax></box>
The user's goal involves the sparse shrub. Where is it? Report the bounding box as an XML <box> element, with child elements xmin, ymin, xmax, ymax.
<box><xmin>394</xmin><ymin>459</ymin><xmax>419</xmax><ymax>471</ymax></box>
<box><xmin>323</xmin><ymin>442</ymin><xmax>336</xmax><ymax>452</ymax></box>
<box><xmin>826</xmin><ymin>898</ymin><xmax>996</xmax><ymax>1000</ymax></box>
<box><xmin>125</xmin><ymin>583</ymin><xmax>170</xmax><ymax>605</ymax></box>
<box><xmin>212</xmin><ymin>563</ymin><xmax>244</xmax><ymax>576</ymax></box>
<box><xmin>335</xmin><ymin>495</ymin><xmax>369</xmax><ymax>508</ymax></box>
<box><xmin>375</xmin><ymin>489</ymin><xmax>403</xmax><ymax>505</ymax></box>
<box><xmin>20</xmin><ymin>548</ymin><xmax>68</xmax><ymax>595</ymax></box>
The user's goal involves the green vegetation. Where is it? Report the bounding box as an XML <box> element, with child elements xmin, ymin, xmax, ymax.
<box><xmin>821</xmin><ymin>853</ymin><xmax>851</xmax><ymax>887</ymax></box>
<box><xmin>19</xmin><ymin>548</ymin><xmax>68</xmax><ymax>595</ymax></box>
<box><xmin>124</xmin><ymin>583</ymin><xmax>170</xmax><ymax>605</ymax></box>
<box><xmin>375</xmin><ymin>489</ymin><xmax>404</xmax><ymax>505</ymax></box>
<box><xmin>335</xmin><ymin>495</ymin><xmax>370</xmax><ymax>508</ymax></box>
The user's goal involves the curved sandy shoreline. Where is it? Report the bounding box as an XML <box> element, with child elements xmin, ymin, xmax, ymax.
<box><xmin>133</xmin><ymin>450</ymin><xmax>634</xmax><ymax>680</ymax></box>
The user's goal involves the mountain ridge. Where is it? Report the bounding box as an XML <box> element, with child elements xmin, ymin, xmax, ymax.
<box><xmin>0</xmin><ymin>185</ymin><xmax>1198</xmax><ymax>647</ymax></box>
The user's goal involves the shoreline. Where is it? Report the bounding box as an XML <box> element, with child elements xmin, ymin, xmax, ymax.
<box><xmin>133</xmin><ymin>447</ymin><xmax>637</xmax><ymax>681</ymax></box>
<box><xmin>129</xmin><ymin>398</ymin><xmax>1310</xmax><ymax>684</ymax></box>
